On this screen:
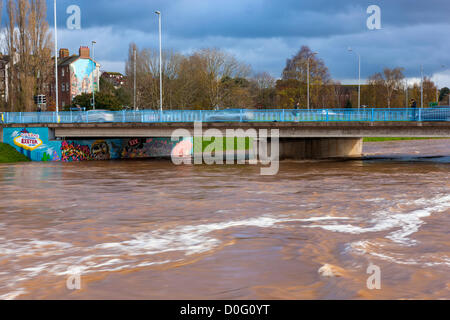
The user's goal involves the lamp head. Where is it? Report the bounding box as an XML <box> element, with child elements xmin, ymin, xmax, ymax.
<box><xmin>155</xmin><ymin>11</ymin><xmax>161</xmax><ymax>15</ymax></box>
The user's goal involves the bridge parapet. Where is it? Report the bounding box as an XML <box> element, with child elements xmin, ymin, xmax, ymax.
<box><xmin>1</xmin><ymin>108</ymin><xmax>450</xmax><ymax>125</ymax></box>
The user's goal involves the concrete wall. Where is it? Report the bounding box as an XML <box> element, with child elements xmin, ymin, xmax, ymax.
<box><xmin>277</xmin><ymin>138</ymin><xmax>363</xmax><ymax>160</ymax></box>
<box><xmin>20</xmin><ymin>122</ymin><xmax>450</xmax><ymax>139</ymax></box>
<box><xmin>1</xmin><ymin>126</ymin><xmax>193</xmax><ymax>162</ymax></box>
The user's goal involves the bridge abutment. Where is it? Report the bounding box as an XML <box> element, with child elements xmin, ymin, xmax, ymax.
<box><xmin>275</xmin><ymin>138</ymin><xmax>363</xmax><ymax>160</ymax></box>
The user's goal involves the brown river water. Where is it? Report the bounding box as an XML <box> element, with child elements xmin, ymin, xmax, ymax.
<box><xmin>0</xmin><ymin>139</ymin><xmax>449</xmax><ymax>300</ymax></box>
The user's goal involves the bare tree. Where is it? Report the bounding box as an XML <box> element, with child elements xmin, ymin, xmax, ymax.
<box><xmin>368</xmin><ymin>68</ymin><xmax>405</xmax><ymax>108</ymax></box>
<box><xmin>251</xmin><ymin>72</ymin><xmax>276</xmax><ymax>107</ymax></box>
<box><xmin>282</xmin><ymin>46</ymin><xmax>331</xmax><ymax>108</ymax></box>
<box><xmin>28</xmin><ymin>0</ymin><xmax>53</xmax><ymax>96</ymax></box>
<box><xmin>196</xmin><ymin>48</ymin><xmax>251</xmax><ymax>108</ymax></box>
<box><xmin>3</xmin><ymin>0</ymin><xmax>52</xmax><ymax>111</ymax></box>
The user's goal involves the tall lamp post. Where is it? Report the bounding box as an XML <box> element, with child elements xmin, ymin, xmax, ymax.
<box><xmin>348</xmin><ymin>47</ymin><xmax>361</xmax><ymax>109</ymax></box>
<box><xmin>91</xmin><ymin>40</ymin><xmax>96</xmax><ymax>110</ymax></box>
<box><xmin>155</xmin><ymin>11</ymin><xmax>163</xmax><ymax>114</ymax></box>
<box><xmin>420</xmin><ymin>65</ymin><xmax>424</xmax><ymax>108</ymax></box>
<box><xmin>405</xmin><ymin>79</ymin><xmax>409</xmax><ymax>108</ymax></box>
<box><xmin>307</xmin><ymin>52</ymin><xmax>318</xmax><ymax>110</ymax></box>
<box><xmin>134</xmin><ymin>48</ymin><xmax>137</xmax><ymax>111</ymax></box>
<box><xmin>54</xmin><ymin>0</ymin><xmax>59</xmax><ymax>113</ymax></box>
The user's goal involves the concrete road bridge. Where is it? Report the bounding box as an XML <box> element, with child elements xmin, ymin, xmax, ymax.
<box><xmin>1</xmin><ymin>108</ymin><xmax>449</xmax><ymax>160</ymax></box>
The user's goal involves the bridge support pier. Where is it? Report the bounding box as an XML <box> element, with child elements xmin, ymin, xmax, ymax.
<box><xmin>272</xmin><ymin>138</ymin><xmax>363</xmax><ymax>160</ymax></box>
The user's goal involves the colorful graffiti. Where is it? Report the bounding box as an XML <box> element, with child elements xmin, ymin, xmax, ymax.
<box><xmin>121</xmin><ymin>138</ymin><xmax>190</xmax><ymax>159</ymax></box>
<box><xmin>61</xmin><ymin>141</ymin><xmax>92</xmax><ymax>162</ymax></box>
<box><xmin>2</xmin><ymin>127</ymin><xmax>62</xmax><ymax>162</ymax></box>
<box><xmin>2</xmin><ymin>127</ymin><xmax>193</xmax><ymax>162</ymax></box>
<box><xmin>60</xmin><ymin>138</ymin><xmax>193</xmax><ymax>162</ymax></box>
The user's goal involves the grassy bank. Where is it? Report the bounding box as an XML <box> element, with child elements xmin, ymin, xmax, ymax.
<box><xmin>0</xmin><ymin>143</ymin><xmax>30</xmax><ymax>163</ymax></box>
<box><xmin>194</xmin><ymin>137</ymin><xmax>252</xmax><ymax>152</ymax></box>
<box><xmin>363</xmin><ymin>137</ymin><xmax>446</xmax><ymax>142</ymax></box>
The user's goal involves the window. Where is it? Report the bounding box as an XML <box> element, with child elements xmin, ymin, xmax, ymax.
<box><xmin>66</xmin><ymin>83</ymin><xmax>69</xmax><ymax>92</ymax></box>
<box><xmin>62</xmin><ymin>68</ymin><xmax>65</xmax><ymax>77</ymax></box>
<box><xmin>62</xmin><ymin>83</ymin><xmax>65</xmax><ymax>92</ymax></box>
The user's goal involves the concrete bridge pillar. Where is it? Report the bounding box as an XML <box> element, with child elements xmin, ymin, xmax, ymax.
<box><xmin>275</xmin><ymin>138</ymin><xmax>363</xmax><ymax>160</ymax></box>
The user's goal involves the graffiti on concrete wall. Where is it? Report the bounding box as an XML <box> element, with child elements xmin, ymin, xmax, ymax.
<box><xmin>2</xmin><ymin>127</ymin><xmax>192</xmax><ymax>162</ymax></box>
<box><xmin>3</xmin><ymin>127</ymin><xmax>62</xmax><ymax>162</ymax></box>
<box><xmin>121</xmin><ymin>138</ymin><xmax>193</xmax><ymax>159</ymax></box>
<box><xmin>61</xmin><ymin>137</ymin><xmax>193</xmax><ymax>162</ymax></box>
<box><xmin>61</xmin><ymin>139</ymin><xmax>121</xmax><ymax>162</ymax></box>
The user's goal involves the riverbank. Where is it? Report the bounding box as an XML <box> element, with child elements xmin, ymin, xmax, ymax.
<box><xmin>363</xmin><ymin>138</ymin><xmax>450</xmax><ymax>158</ymax></box>
<box><xmin>363</xmin><ymin>137</ymin><xmax>446</xmax><ymax>142</ymax></box>
<box><xmin>0</xmin><ymin>143</ymin><xmax>30</xmax><ymax>163</ymax></box>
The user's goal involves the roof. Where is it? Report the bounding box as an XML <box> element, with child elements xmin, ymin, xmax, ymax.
<box><xmin>57</xmin><ymin>55</ymin><xmax>99</xmax><ymax>67</ymax></box>
<box><xmin>102</xmin><ymin>71</ymin><xmax>123</xmax><ymax>76</ymax></box>
<box><xmin>59</xmin><ymin>55</ymin><xmax>79</xmax><ymax>66</ymax></box>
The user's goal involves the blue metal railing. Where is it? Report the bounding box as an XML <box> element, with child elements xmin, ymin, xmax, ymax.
<box><xmin>0</xmin><ymin>108</ymin><xmax>449</xmax><ymax>124</ymax></box>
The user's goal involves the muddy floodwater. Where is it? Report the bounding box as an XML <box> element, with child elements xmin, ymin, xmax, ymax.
<box><xmin>0</xmin><ymin>139</ymin><xmax>449</xmax><ymax>300</ymax></box>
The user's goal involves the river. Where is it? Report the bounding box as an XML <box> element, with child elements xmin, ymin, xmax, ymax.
<box><xmin>0</xmin><ymin>139</ymin><xmax>449</xmax><ymax>299</ymax></box>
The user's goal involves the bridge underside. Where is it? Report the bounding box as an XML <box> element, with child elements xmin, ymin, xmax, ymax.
<box><xmin>274</xmin><ymin>138</ymin><xmax>363</xmax><ymax>160</ymax></box>
<box><xmin>24</xmin><ymin>122</ymin><xmax>450</xmax><ymax>139</ymax></box>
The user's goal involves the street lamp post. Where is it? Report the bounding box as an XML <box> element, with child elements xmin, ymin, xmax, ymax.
<box><xmin>155</xmin><ymin>11</ymin><xmax>163</xmax><ymax>114</ymax></box>
<box><xmin>307</xmin><ymin>52</ymin><xmax>318</xmax><ymax>110</ymax></box>
<box><xmin>405</xmin><ymin>79</ymin><xmax>408</xmax><ymax>108</ymax></box>
<box><xmin>134</xmin><ymin>48</ymin><xmax>137</xmax><ymax>111</ymax></box>
<box><xmin>420</xmin><ymin>65</ymin><xmax>424</xmax><ymax>108</ymax></box>
<box><xmin>348</xmin><ymin>48</ymin><xmax>361</xmax><ymax>109</ymax></box>
<box><xmin>92</xmin><ymin>40</ymin><xmax>96</xmax><ymax>110</ymax></box>
<box><xmin>54</xmin><ymin>0</ymin><xmax>58</xmax><ymax>113</ymax></box>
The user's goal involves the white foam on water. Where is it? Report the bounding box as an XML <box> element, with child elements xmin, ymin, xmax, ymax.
<box><xmin>351</xmin><ymin>240</ymin><xmax>450</xmax><ymax>267</ymax></box>
<box><xmin>305</xmin><ymin>194</ymin><xmax>450</xmax><ymax>246</ymax></box>
<box><xmin>366</xmin><ymin>198</ymin><xmax>386</xmax><ymax>203</ymax></box>
<box><xmin>0</xmin><ymin>289</ymin><xmax>26</xmax><ymax>300</ymax></box>
<box><xmin>96</xmin><ymin>216</ymin><xmax>291</xmax><ymax>257</ymax></box>
<box><xmin>0</xmin><ymin>216</ymin><xmax>278</xmax><ymax>299</ymax></box>
<box><xmin>0</xmin><ymin>214</ymin><xmax>356</xmax><ymax>299</ymax></box>
<box><xmin>11</xmin><ymin>201</ymin><xmax>445</xmax><ymax>300</ymax></box>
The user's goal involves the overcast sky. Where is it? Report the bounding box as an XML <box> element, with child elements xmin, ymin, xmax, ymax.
<box><xmin>45</xmin><ymin>0</ymin><xmax>450</xmax><ymax>87</ymax></box>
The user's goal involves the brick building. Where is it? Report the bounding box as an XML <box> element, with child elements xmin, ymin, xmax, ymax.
<box><xmin>101</xmin><ymin>72</ymin><xmax>126</xmax><ymax>89</ymax></box>
<box><xmin>49</xmin><ymin>46</ymin><xmax>101</xmax><ymax>108</ymax></box>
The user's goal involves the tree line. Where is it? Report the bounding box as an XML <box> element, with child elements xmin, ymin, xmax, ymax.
<box><xmin>0</xmin><ymin>0</ymin><xmax>53</xmax><ymax>112</ymax></box>
<box><xmin>124</xmin><ymin>44</ymin><xmax>446</xmax><ymax>110</ymax></box>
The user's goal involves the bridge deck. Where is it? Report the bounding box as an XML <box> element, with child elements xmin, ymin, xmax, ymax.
<box><xmin>1</xmin><ymin>108</ymin><xmax>450</xmax><ymax>125</ymax></box>
<box><xmin>3</xmin><ymin>121</ymin><xmax>449</xmax><ymax>138</ymax></box>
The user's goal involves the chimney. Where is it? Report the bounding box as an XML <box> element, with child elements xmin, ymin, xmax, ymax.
<box><xmin>79</xmin><ymin>46</ymin><xmax>90</xmax><ymax>59</ymax></box>
<box><xmin>59</xmin><ymin>48</ymin><xmax>69</xmax><ymax>59</ymax></box>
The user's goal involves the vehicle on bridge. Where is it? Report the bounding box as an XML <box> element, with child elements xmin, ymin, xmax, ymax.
<box><xmin>78</xmin><ymin>110</ymin><xmax>115</xmax><ymax>123</ymax></box>
<box><xmin>204</xmin><ymin>109</ymin><xmax>255</xmax><ymax>122</ymax></box>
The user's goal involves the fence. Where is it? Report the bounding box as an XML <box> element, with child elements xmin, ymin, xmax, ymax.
<box><xmin>1</xmin><ymin>108</ymin><xmax>449</xmax><ymax>124</ymax></box>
